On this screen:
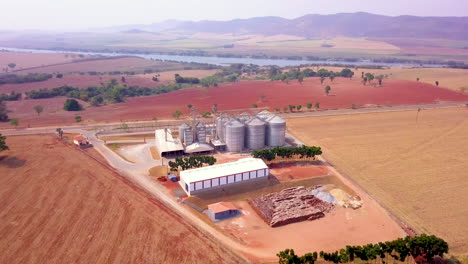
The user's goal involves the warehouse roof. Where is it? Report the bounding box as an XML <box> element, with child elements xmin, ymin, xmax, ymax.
<box><xmin>184</xmin><ymin>142</ymin><xmax>214</xmax><ymax>153</ymax></box>
<box><xmin>180</xmin><ymin>158</ymin><xmax>268</xmax><ymax>184</ymax></box>
<box><xmin>154</xmin><ymin>129</ymin><xmax>184</xmax><ymax>153</ymax></box>
<box><xmin>208</xmin><ymin>202</ymin><xmax>237</xmax><ymax>214</ymax></box>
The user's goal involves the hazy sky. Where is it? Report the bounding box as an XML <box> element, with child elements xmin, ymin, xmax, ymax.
<box><xmin>2</xmin><ymin>0</ymin><xmax>468</xmax><ymax>30</ymax></box>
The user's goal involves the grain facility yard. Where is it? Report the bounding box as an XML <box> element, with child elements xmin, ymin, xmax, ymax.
<box><xmin>287</xmin><ymin>107</ymin><xmax>468</xmax><ymax>254</ymax></box>
<box><xmin>0</xmin><ymin>135</ymin><xmax>243</xmax><ymax>264</ymax></box>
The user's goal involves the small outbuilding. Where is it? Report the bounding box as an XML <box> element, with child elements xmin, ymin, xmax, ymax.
<box><xmin>206</xmin><ymin>202</ymin><xmax>239</xmax><ymax>222</ymax></box>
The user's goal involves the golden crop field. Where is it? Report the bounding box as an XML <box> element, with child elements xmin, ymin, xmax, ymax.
<box><xmin>287</xmin><ymin>107</ymin><xmax>468</xmax><ymax>254</ymax></box>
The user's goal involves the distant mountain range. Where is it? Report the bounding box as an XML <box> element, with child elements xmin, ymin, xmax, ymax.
<box><xmin>100</xmin><ymin>12</ymin><xmax>468</xmax><ymax>40</ymax></box>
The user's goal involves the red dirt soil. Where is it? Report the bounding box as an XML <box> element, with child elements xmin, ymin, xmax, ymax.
<box><xmin>0</xmin><ymin>135</ymin><xmax>243</xmax><ymax>264</ymax></box>
<box><xmin>0</xmin><ymin>74</ymin><xmax>163</xmax><ymax>93</ymax></box>
<box><xmin>269</xmin><ymin>162</ymin><xmax>330</xmax><ymax>181</ymax></box>
<box><xmin>3</xmin><ymin>78</ymin><xmax>468</xmax><ymax>128</ymax></box>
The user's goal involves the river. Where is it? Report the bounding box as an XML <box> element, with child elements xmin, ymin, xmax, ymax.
<box><xmin>0</xmin><ymin>46</ymin><xmax>446</xmax><ymax>68</ymax></box>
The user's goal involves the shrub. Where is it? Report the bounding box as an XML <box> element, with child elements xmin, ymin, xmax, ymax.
<box><xmin>63</xmin><ymin>99</ymin><xmax>82</xmax><ymax>111</ymax></box>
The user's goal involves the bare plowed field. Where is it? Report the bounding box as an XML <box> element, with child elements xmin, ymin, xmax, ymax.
<box><xmin>3</xmin><ymin>78</ymin><xmax>468</xmax><ymax>128</ymax></box>
<box><xmin>0</xmin><ymin>135</ymin><xmax>243</xmax><ymax>264</ymax></box>
<box><xmin>0</xmin><ymin>51</ymin><xmax>79</xmax><ymax>70</ymax></box>
<box><xmin>287</xmin><ymin>107</ymin><xmax>468</xmax><ymax>254</ymax></box>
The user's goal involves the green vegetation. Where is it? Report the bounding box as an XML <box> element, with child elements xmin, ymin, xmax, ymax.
<box><xmin>172</xmin><ymin>110</ymin><xmax>182</xmax><ymax>119</ymax></box>
<box><xmin>7</xmin><ymin>63</ymin><xmax>16</xmax><ymax>70</ymax></box>
<box><xmin>168</xmin><ymin>156</ymin><xmax>217</xmax><ymax>171</ymax></box>
<box><xmin>0</xmin><ymin>101</ymin><xmax>8</xmax><ymax>122</ymax></box>
<box><xmin>306</xmin><ymin>103</ymin><xmax>312</xmax><ymax>110</ymax></box>
<box><xmin>9</xmin><ymin>118</ymin><xmax>19</xmax><ymax>127</ymax></box>
<box><xmin>277</xmin><ymin>234</ymin><xmax>449</xmax><ymax>264</ymax></box>
<box><xmin>75</xmin><ymin>115</ymin><xmax>82</xmax><ymax>122</ymax></box>
<box><xmin>252</xmin><ymin>104</ymin><xmax>258</xmax><ymax>108</ymax></box>
<box><xmin>315</xmin><ymin>102</ymin><xmax>320</xmax><ymax>109</ymax></box>
<box><xmin>0</xmin><ymin>73</ymin><xmax>52</xmax><ymax>84</ymax></box>
<box><xmin>252</xmin><ymin>146</ymin><xmax>322</xmax><ymax>162</ymax></box>
<box><xmin>26</xmin><ymin>78</ymin><xmax>184</xmax><ymax>105</ymax></box>
<box><xmin>33</xmin><ymin>105</ymin><xmax>44</xmax><ymax>116</ymax></box>
<box><xmin>174</xmin><ymin>73</ymin><xmax>200</xmax><ymax>84</ymax></box>
<box><xmin>56</xmin><ymin>73</ymin><xmax>63</xmax><ymax>78</ymax></box>
<box><xmin>0</xmin><ymin>133</ymin><xmax>9</xmax><ymax>151</ymax></box>
<box><xmin>325</xmin><ymin>85</ymin><xmax>331</xmax><ymax>95</ymax></box>
<box><xmin>63</xmin><ymin>99</ymin><xmax>82</xmax><ymax>111</ymax></box>
<box><xmin>0</xmin><ymin>92</ymin><xmax>21</xmax><ymax>102</ymax></box>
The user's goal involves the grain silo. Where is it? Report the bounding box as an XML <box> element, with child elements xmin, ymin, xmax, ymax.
<box><xmin>265</xmin><ymin>115</ymin><xmax>286</xmax><ymax>147</ymax></box>
<box><xmin>196</xmin><ymin>122</ymin><xmax>207</xmax><ymax>143</ymax></box>
<box><xmin>224</xmin><ymin>118</ymin><xmax>245</xmax><ymax>152</ymax></box>
<box><xmin>178</xmin><ymin>123</ymin><xmax>191</xmax><ymax>144</ymax></box>
<box><xmin>238</xmin><ymin>112</ymin><xmax>251</xmax><ymax>124</ymax></box>
<box><xmin>216</xmin><ymin>115</ymin><xmax>228</xmax><ymax>141</ymax></box>
<box><xmin>245</xmin><ymin>116</ymin><xmax>266</xmax><ymax>150</ymax></box>
<box><xmin>183</xmin><ymin>126</ymin><xmax>194</xmax><ymax>145</ymax></box>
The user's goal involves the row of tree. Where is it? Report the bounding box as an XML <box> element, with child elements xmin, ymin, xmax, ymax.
<box><xmin>252</xmin><ymin>146</ymin><xmax>323</xmax><ymax>162</ymax></box>
<box><xmin>361</xmin><ymin>72</ymin><xmax>385</xmax><ymax>86</ymax></box>
<box><xmin>168</xmin><ymin>156</ymin><xmax>217</xmax><ymax>171</ymax></box>
<box><xmin>0</xmin><ymin>92</ymin><xmax>21</xmax><ymax>102</ymax></box>
<box><xmin>0</xmin><ymin>73</ymin><xmax>52</xmax><ymax>85</ymax></box>
<box><xmin>268</xmin><ymin>68</ymin><xmax>354</xmax><ymax>84</ymax></box>
<box><xmin>0</xmin><ymin>133</ymin><xmax>8</xmax><ymax>151</ymax></box>
<box><xmin>277</xmin><ymin>234</ymin><xmax>449</xmax><ymax>264</ymax></box>
<box><xmin>174</xmin><ymin>73</ymin><xmax>201</xmax><ymax>84</ymax></box>
<box><xmin>25</xmin><ymin>79</ymin><xmax>184</xmax><ymax>105</ymax></box>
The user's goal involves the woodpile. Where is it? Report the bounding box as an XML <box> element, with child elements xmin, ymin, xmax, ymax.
<box><xmin>249</xmin><ymin>186</ymin><xmax>334</xmax><ymax>227</ymax></box>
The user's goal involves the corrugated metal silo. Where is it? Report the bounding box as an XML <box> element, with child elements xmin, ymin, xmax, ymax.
<box><xmin>224</xmin><ymin>118</ymin><xmax>245</xmax><ymax>152</ymax></box>
<box><xmin>178</xmin><ymin>123</ymin><xmax>191</xmax><ymax>144</ymax></box>
<box><xmin>216</xmin><ymin>116</ymin><xmax>228</xmax><ymax>141</ymax></box>
<box><xmin>196</xmin><ymin>122</ymin><xmax>207</xmax><ymax>143</ymax></box>
<box><xmin>245</xmin><ymin>117</ymin><xmax>266</xmax><ymax>150</ymax></box>
<box><xmin>266</xmin><ymin>115</ymin><xmax>286</xmax><ymax>147</ymax></box>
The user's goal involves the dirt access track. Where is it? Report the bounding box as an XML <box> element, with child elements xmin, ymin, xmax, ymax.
<box><xmin>0</xmin><ymin>135</ymin><xmax>244</xmax><ymax>264</ymax></box>
<box><xmin>287</xmin><ymin>107</ymin><xmax>468</xmax><ymax>255</ymax></box>
<box><xmin>4</xmin><ymin>77</ymin><xmax>468</xmax><ymax>128</ymax></box>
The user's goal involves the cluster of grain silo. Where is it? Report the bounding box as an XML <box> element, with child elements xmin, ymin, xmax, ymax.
<box><xmin>179</xmin><ymin>122</ymin><xmax>207</xmax><ymax>145</ymax></box>
<box><xmin>215</xmin><ymin>111</ymin><xmax>286</xmax><ymax>152</ymax></box>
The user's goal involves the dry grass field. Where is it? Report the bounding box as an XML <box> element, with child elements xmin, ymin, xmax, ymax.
<box><xmin>0</xmin><ymin>51</ymin><xmax>80</xmax><ymax>70</ymax></box>
<box><xmin>0</xmin><ymin>135</ymin><xmax>243</xmax><ymax>263</ymax></box>
<box><xmin>287</xmin><ymin>107</ymin><xmax>468</xmax><ymax>254</ymax></box>
<box><xmin>319</xmin><ymin>66</ymin><xmax>468</xmax><ymax>93</ymax></box>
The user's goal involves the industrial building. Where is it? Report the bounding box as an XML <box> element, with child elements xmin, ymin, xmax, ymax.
<box><xmin>206</xmin><ymin>202</ymin><xmax>239</xmax><ymax>222</ymax></box>
<box><xmin>154</xmin><ymin>129</ymin><xmax>184</xmax><ymax>157</ymax></box>
<box><xmin>179</xmin><ymin>158</ymin><xmax>269</xmax><ymax>196</ymax></box>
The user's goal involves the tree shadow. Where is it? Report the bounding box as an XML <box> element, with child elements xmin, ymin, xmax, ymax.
<box><xmin>0</xmin><ymin>156</ymin><xmax>27</xmax><ymax>168</ymax></box>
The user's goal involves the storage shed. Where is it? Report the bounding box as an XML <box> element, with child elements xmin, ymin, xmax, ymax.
<box><xmin>179</xmin><ymin>158</ymin><xmax>269</xmax><ymax>196</ymax></box>
<box><xmin>206</xmin><ymin>202</ymin><xmax>239</xmax><ymax>222</ymax></box>
<box><xmin>154</xmin><ymin>129</ymin><xmax>184</xmax><ymax>157</ymax></box>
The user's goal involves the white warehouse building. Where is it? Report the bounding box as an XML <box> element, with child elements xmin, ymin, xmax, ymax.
<box><xmin>179</xmin><ymin>158</ymin><xmax>269</xmax><ymax>196</ymax></box>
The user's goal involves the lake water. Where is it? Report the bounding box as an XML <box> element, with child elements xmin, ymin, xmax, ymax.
<box><xmin>0</xmin><ymin>46</ymin><xmax>446</xmax><ymax>68</ymax></box>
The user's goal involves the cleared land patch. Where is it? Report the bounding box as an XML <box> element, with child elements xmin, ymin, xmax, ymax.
<box><xmin>0</xmin><ymin>135</ymin><xmax>242</xmax><ymax>264</ymax></box>
<box><xmin>287</xmin><ymin>107</ymin><xmax>468</xmax><ymax>254</ymax></box>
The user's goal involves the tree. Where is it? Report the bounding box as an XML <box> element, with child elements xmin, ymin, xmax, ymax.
<box><xmin>376</xmin><ymin>75</ymin><xmax>384</xmax><ymax>86</ymax></box>
<box><xmin>306</xmin><ymin>103</ymin><xmax>312</xmax><ymax>110</ymax></box>
<box><xmin>56</xmin><ymin>73</ymin><xmax>63</xmax><ymax>78</ymax></box>
<box><xmin>320</xmin><ymin>76</ymin><xmax>325</xmax><ymax>85</ymax></box>
<box><xmin>252</xmin><ymin>104</ymin><xmax>258</xmax><ymax>108</ymax></box>
<box><xmin>202</xmin><ymin>111</ymin><xmax>211</xmax><ymax>118</ymax></box>
<box><xmin>296</xmin><ymin>105</ymin><xmax>302</xmax><ymax>111</ymax></box>
<box><xmin>173</xmin><ymin>110</ymin><xmax>182</xmax><ymax>119</ymax></box>
<box><xmin>75</xmin><ymin>115</ymin><xmax>82</xmax><ymax>122</ymax></box>
<box><xmin>8</xmin><ymin>63</ymin><xmax>16</xmax><ymax>71</ymax></box>
<box><xmin>325</xmin><ymin>85</ymin><xmax>331</xmax><ymax>96</ymax></box>
<box><xmin>339</xmin><ymin>68</ymin><xmax>354</xmax><ymax>78</ymax></box>
<box><xmin>90</xmin><ymin>96</ymin><xmax>103</xmax><ymax>106</ymax></box>
<box><xmin>315</xmin><ymin>102</ymin><xmax>320</xmax><ymax>109</ymax></box>
<box><xmin>365</xmin><ymin>73</ymin><xmax>375</xmax><ymax>84</ymax></box>
<box><xmin>56</xmin><ymin>128</ymin><xmax>63</xmax><ymax>139</ymax></box>
<box><xmin>329</xmin><ymin>73</ymin><xmax>336</xmax><ymax>83</ymax></box>
<box><xmin>121</xmin><ymin>122</ymin><xmax>129</xmax><ymax>130</ymax></box>
<box><xmin>416</xmin><ymin>77</ymin><xmax>420</xmax><ymax>82</ymax></box>
<box><xmin>0</xmin><ymin>133</ymin><xmax>9</xmax><ymax>151</ymax></box>
<box><xmin>0</xmin><ymin>101</ymin><xmax>8</xmax><ymax>122</ymax></box>
<box><xmin>298</xmin><ymin>75</ymin><xmax>304</xmax><ymax>85</ymax></box>
<box><xmin>187</xmin><ymin>104</ymin><xmax>193</xmax><ymax>110</ymax></box>
<box><xmin>63</xmin><ymin>99</ymin><xmax>82</xmax><ymax>111</ymax></box>
<box><xmin>435</xmin><ymin>81</ymin><xmax>439</xmax><ymax>86</ymax></box>
<box><xmin>33</xmin><ymin>105</ymin><xmax>44</xmax><ymax>116</ymax></box>
<box><xmin>10</xmin><ymin>118</ymin><xmax>18</xmax><ymax>127</ymax></box>
<box><xmin>288</xmin><ymin>105</ymin><xmax>296</xmax><ymax>112</ymax></box>
<box><xmin>212</xmin><ymin>103</ymin><xmax>218</xmax><ymax>113</ymax></box>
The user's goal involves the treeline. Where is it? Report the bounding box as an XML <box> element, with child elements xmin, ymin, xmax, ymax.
<box><xmin>0</xmin><ymin>73</ymin><xmax>52</xmax><ymax>84</ymax></box>
<box><xmin>0</xmin><ymin>92</ymin><xmax>21</xmax><ymax>101</ymax></box>
<box><xmin>252</xmin><ymin>146</ymin><xmax>322</xmax><ymax>162</ymax></box>
<box><xmin>268</xmin><ymin>68</ymin><xmax>354</xmax><ymax>82</ymax></box>
<box><xmin>25</xmin><ymin>79</ymin><xmax>184</xmax><ymax>105</ymax></box>
<box><xmin>168</xmin><ymin>156</ymin><xmax>217</xmax><ymax>171</ymax></box>
<box><xmin>175</xmin><ymin>73</ymin><xmax>200</xmax><ymax>84</ymax></box>
<box><xmin>277</xmin><ymin>234</ymin><xmax>449</xmax><ymax>264</ymax></box>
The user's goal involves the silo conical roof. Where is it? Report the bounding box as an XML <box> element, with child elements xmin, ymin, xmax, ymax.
<box><xmin>266</xmin><ymin>115</ymin><xmax>285</xmax><ymax>124</ymax></box>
